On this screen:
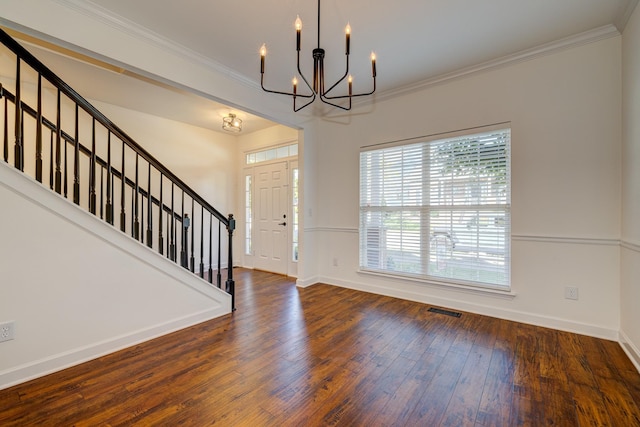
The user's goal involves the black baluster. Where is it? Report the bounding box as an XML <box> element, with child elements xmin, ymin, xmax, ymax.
<box><xmin>64</xmin><ymin>125</ymin><xmax>68</xmax><ymax>198</ymax></box>
<box><xmin>180</xmin><ymin>191</ymin><xmax>186</xmax><ymax>268</ymax></box>
<box><xmin>170</xmin><ymin>184</ymin><xmax>175</xmax><ymax>261</ymax></box>
<box><xmin>89</xmin><ymin>119</ymin><xmax>96</xmax><ymax>214</ymax></box>
<box><xmin>174</xmin><ymin>197</ymin><xmax>179</xmax><ymax>262</ymax></box>
<box><xmin>217</xmin><ymin>221</ymin><xmax>222</xmax><ymax>288</ymax></box>
<box><xmin>158</xmin><ymin>174</ymin><xmax>164</xmax><ymax>255</ymax></box>
<box><xmin>133</xmin><ymin>154</ymin><xmax>140</xmax><ymax>240</ymax></box>
<box><xmin>140</xmin><ymin>184</ymin><xmax>144</xmax><ymax>245</ymax></box>
<box><xmin>35</xmin><ymin>75</ymin><xmax>42</xmax><ymax>182</ymax></box>
<box><xmin>190</xmin><ymin>199</ymin><xmax>195</xmax><ymax>272</ymax></box>
<box><xmin>49</xmin><ymin>131</ymin><xmax>53</xmax><ymax>190</ymax></box>
<box><xmin>3</xmin><ymin>85</ymin><xmax>8</xmax><ymax>163</ymax></box>
<box><xmin>130</xmin><ymin>187</ymin><xmax>135</xmax><ymax>237</ymax></box>
<box><xmin>73</xmin><ymin>104</ymin><xmax>80</xmax><ymax>205</ymax></box>
<box><xmin>120</xmin><ymin>140</ymin><xmax>126</xmax><ymax>232</ymax></box>
<box><xmin>208</xmin><ymin>214</ymin><xmax>213</xmax><ymax>284</ymax></box>
<box><xmin>106</xmin><ymin>132</ymin><xmax>113</xmax><ymax>225</ymax></box>
<box><xmin>54</xmin><ymin>90</ymin><xmax>62</xmax><ymax>194</ymax></box>
<box><xmin>99</xmin><ymin>166</ymin><xmax>104</xmax><ymax>220</ymax></box>
<box><xmin>226</xmin><ymin>214</ymin><xmax>236</xmax><ymax>311</ymax></box>
<box><xmin>14</xmin><ymin>58</ymin><xmax>23</xmax><ymax>171</ymax></box>
<box><xmin>111</xmin><ymin>173</ymin><xmax>115</xmax><ymax>225</ymax></box>
<box><xmin>146</xmin><ymin>163</ymin><xmax>153</xmax><ymax>248</ymax></box>
<box><xmin>167</xmin><ymin>209</ymin><xmax>171</xmax><ymax>259</ymax></box>
<box><xmin>20</xmin><ymin>109</ymin><xmax>24</xmax><ymax>167</ymax></box>
<box><xmin>199</xmin><ymin>205</ymin><xmax>204</xmax><ymax>278</ymax></box>
<box><xmin>182</xmin><ymin>213</ymin><xmax>190</xmax><ymax>269</ymax></box>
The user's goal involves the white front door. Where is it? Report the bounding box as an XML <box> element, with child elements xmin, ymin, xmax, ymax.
<box><xmin>254</xmin><ymin>161</ymin><xmax>289</xmax><ymax>275</ymax></box>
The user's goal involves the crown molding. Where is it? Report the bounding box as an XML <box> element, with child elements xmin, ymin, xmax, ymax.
<box><xmin>614</xmin><ymin>0</ymin><xmax>640</xmax><ymax>32</ymax></box>
<box><xmin>47</xmin><ymin>2</ymin><xmax>624</xmax><ymax>110</ymax></box>
<box><xmin>50</xmin><ymin>0</ymin><xmax>259</xmax><ymax>91</ymax></box>
<box><xmin>369</xmin><ymin>24</ymin><xmax>621</xmax><ymax>105</ymax></box>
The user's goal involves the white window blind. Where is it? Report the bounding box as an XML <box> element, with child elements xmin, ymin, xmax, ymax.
<box><xmin>359</xmin><ymin>128</ymin><xmax>511</xmax><ymax>289</ymax></box>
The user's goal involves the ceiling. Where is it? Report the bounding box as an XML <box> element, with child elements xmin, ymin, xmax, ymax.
<box><xmin>3</xmin><ymin>0</ymin><xmax>638</xmax><ymax>134</ymax></box>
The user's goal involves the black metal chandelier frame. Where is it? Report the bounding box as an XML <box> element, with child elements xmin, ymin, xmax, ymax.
<box><xmin>260</xmin><ymin>0</ymin><xmax>376</xmax><ymax>111</ymax></box>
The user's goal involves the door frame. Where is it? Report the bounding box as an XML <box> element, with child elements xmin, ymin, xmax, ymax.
<box><xmin>241</xmin><ymin>147</ymin><xmax>299</xmax><ymax>277</ymax></box>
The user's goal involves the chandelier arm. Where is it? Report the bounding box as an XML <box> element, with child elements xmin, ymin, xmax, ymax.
<box><xmin>323</xmin><ymin>76</ymin><xmax>376</xmax><ymax>100</ymax></box>
<box><xmin>318</xmin><ymin>95</ymin><xmax>352</xmax><ymax>110</ymax></box>
<box><xmin>322</xmin><ymin>56</ymin><xmax>350</xmax><ymax>97</ymax></box>
<box><xmin>261</xmin><ymin>74</ymin><xmax>314</xmax><ymax>98</ymax></box>
<box><xmin>294</xmin><ymin>95</ymin><xmax>316</xmax><ymax>112</ymax></box>
<box><xmin>296</xmin><ymin>50</ymin><xmax>316</xmax><ymax>97</ymax></box>
<box><xmin>292</xmin><ymin>51</ymin><xmax>316</xmax><ymax>111</ymax></box>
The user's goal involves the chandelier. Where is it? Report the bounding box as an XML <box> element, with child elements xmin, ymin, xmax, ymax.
<box><xmin>260</xmin><ymin>0</ymin><xmax>376</xmax><ymax>112</ymax></box>
<box><xmin>222</xmin><ymin>113</ymin><xmax>242</xmax><ymax>132</ymax></box>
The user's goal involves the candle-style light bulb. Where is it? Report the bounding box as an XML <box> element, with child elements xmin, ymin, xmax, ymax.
<box><xmin>295</xmin><ymin>15</ymin><xmax>302</xmax><ymax>51</ymax></box>
<box><xmin>260</xmin><ymin>44</ymin><xmax>267</xmax><ymax>73</ymax></box>
<box><xmin>292</xmin><ymin>76</ymin><xmax>298</xmax><ymax>95</ymax></box>
<box><xmin>371</xmin><ymin>52</ymin><xmax>377</xmax><ymax>77</ymax></box>
<box><xmin>345</xmin><ymin>22</ymin><xmax>351</xmax><ymax>55</ymax></box>
<box><xmin>348</xmin><ymin>75</ymin><xmax>353</xmax><ymax>96</ymax></box>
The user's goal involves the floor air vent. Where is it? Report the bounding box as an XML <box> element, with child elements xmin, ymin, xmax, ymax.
<box><xmin>428</xmin><ymin>307</ymin><xmax>462</xmax><ymax>317</ymax></box>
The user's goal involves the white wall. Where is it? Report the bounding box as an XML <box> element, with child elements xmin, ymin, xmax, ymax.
<box><xmin>237</xmin><ymin>125</ymin><xmax>299</xmax><ymax>154</ymax></box>
<box><xmin>621</xmin><ymin>4</ymin><xmax>640</xmax><ymax>369</ymax></box>
<box><xmin>302</xmin><ymin>35</ymin><xmax>623</xmax><ymax>339</ymax></box>
<box><xmin>2</xmin><ymin>0</ymin><xmax>636</xmax><ymax>365</ymax></box>
<box><xmin>0</xmin><ymin>162</ymin><xmax>231</xmax><ymax>390</ymax></box>
<box><xmin>92</xmin><ymin>101</ymin><xmax>238</xmax><ymax>218</ymax></box>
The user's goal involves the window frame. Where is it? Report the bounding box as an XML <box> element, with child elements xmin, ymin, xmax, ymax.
<box><xmin>359</xmin><ymin>125</ymin><xmax>511</xmax><ymax>291</ymax></box>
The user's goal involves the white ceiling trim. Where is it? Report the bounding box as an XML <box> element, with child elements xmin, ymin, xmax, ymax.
<box><xmin>50</xmin><ymin>0</ymin><xmax>259</xmax><ymax>91</ymax></box>
<box><xmin>49</xmin><ymin>0</ymin><xmax>622</xmax><ymax>110</ymax></box>
<box><xmin>615</xmin><ymin>0</ymin><xmax>640</xmax><ymax>31</ymax></box>
<box><xmin>367</xmin><ymin>24</ymin><xmax>621</xmax><ymax>106</ymax></box>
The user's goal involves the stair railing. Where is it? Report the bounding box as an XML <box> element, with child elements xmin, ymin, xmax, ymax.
<box><xmin>0</xmin><ymin>28</ymin><xmax>235</xmax><ymax>310</ymax></box>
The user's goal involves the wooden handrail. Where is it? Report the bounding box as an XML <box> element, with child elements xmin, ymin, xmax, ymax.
<box><xmin>0</xmin><ymin>28</ymin><xmax>235</xmax><ymax>309</ymax></box>
<box><xmin>3</xmin><ymin>88</ymin><xmax>184</xmax><ymax>221</ymax></box>
<box><xmin>0</xmin><ymin>29</ymin><xmax>228</xmax><ymax>226</ymax></box>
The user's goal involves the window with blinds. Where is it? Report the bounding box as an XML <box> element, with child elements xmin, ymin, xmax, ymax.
<box><xmin>359</xmin><ymin>128</ymin><xmax>511</xmax><ymax>289</ymax></box>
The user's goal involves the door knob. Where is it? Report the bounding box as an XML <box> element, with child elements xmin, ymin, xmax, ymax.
<box><xmin>278</xmin><ymin>222</ymin><xmax>287</xmax><ymax>226</ymax></box>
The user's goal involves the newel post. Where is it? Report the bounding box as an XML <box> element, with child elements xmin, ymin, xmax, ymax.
<box><xmin>226</xmin><ymin>213</ymin><xmax>236</xmax><ymax>311</ymax></box>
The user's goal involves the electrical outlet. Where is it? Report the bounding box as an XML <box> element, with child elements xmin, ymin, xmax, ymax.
<box><xmin>332</xmin><ymin>257</ymin><xmax>339</xmax><ymax>267</ymax></box>
<box><xmin>0</xmin><ymin>321</ymin><xmax>15</xmax><ymax>342</ymax></box>
<box><xmin>565</xmin><ymin>287</ymin><xmax>579</xmax><ymax>300</ymax></box>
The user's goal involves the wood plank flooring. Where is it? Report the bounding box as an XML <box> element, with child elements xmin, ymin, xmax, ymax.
<box><xmin>1</xmin><ymin>269</ymin><xmax>640</xmax><ymax>426</ymax></box>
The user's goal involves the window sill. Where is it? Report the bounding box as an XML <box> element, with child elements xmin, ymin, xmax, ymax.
<box><xmin>357</xmin><ymin>269</ymin><xmax>517</xmax><ymax>299</ymax></box>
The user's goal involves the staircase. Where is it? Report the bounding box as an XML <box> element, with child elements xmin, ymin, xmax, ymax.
<box><xmin>0</xmin><ymin>29</ymin><xmax>236</xmax><ymax>309</ymax></box>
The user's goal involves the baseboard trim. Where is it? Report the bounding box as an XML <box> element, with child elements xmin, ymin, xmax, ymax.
<box><xmin>0</xmin><ymin>307</ymin><xmax>226</xmax><ymax>391</ymax></box>
<box><xmin>296</xmin><ymin>276</ymin><xmax>320</xmax><ymax>288</ymax></box>
<box><xmin>312</xmin><ymin>275</ymin><xmax>618</xmax><ymax>341</ymax></box>
<box><xmin>619</xmin><ymin>330</ymin><xmax>640</xmax><ymax>374</ymax></box>
<box><xmin>0</xmin><ymin>163</ymin><xmax>232</xmax><ymax>390</ymax></box>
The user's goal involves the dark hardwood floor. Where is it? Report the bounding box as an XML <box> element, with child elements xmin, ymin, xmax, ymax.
<box><xmin>1</xmin><ymin>269</ymin><xmax>640</xmax><ymax>426</ymax></box>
